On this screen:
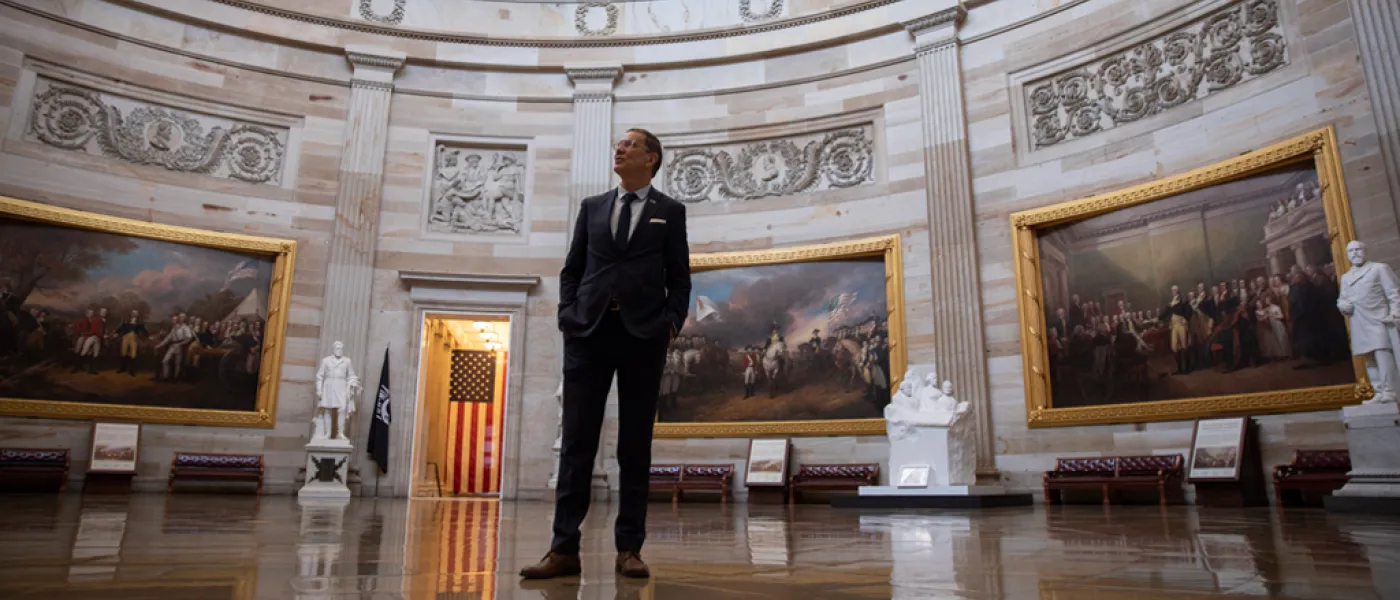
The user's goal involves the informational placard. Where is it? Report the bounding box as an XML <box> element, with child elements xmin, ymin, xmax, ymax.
<box><xmin>88</xmin><ymin>422</ymin><xmax>141</xmax><ymax>474</ymax></box>
<box><xmin>1187</xmin><ymin>417</ymin><xmax>1247</xmax><ymax>481</ymax></box>
<box><xmin>744</xmin><ymin>438</ymin><xmax>790</xmax><ymax>486</ymax></box>
<box><xmin>898</xmin><ymin>465</ymin><xmax>930</xmax><ymax>488</ymax></box>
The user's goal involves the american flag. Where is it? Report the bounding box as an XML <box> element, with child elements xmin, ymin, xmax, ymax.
<box><xmin>827</xmin><ymin>292</ymin><xmax>857</xmax><ymax>325</ymax></box>
<box><xmin>222</xmin><ymin>260</ymin><xmax>258</xmax><ymax>288</ymax></box>
<box><xmin>450</xmin><ymin>350</ymin><xmax>496</xmax><ymax>403</ymax></box>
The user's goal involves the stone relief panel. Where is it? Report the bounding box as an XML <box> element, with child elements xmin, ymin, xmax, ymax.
<box><xmin>664</xmin><ymin>125</ymin><xmax>875</xmax><ymax>203</ymax></box>
<box><xmin>575</xmin><ymin>3</ymin><xmax>619</xmax><ymax>36</ymax></box>
<box><xmin>24</xmin><ymin>77</ymin><xmax>288</xmax><ymax>185</ymax></box>
<box><xmin>426</xmin><ymin>144</ymin><xmax>527</xmax><ymax>236</ymax></box>
<box><xmin>1023</xmin><ymin>0</ymin><xmax>1287</xmax><ymax>150</ymax></box>
<box><xmin>359</xmin><ymin>0</ymin><xmax>406</xmax><ymax>25</ymax></box>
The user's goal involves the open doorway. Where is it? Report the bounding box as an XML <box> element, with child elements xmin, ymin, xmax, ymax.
<box><xmin>412</xmin><ymin>313</ymin><xmax>511</xmax><ymax>498</ymax></box>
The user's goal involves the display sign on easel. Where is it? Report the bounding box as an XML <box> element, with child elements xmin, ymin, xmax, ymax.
<box><xmin>1187</xmin><ymin>417</ymin><xmax>1247</xmax><ymax>481</ymax></box>
<box><xmin>744</xmin><ymin>439</ymin><xmax>791</xmax><ymax>487</ymax></box>
<box><xmin>88</xmin><ymin>422</ymin><xmax>141</xmax><ymax>474</ymax></box>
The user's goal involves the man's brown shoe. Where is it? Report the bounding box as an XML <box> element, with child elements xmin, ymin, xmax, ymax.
<box><xmin>615</xmin><ymin>551</ymin><xmax>650</xmax><ymax>578</ymax></box>
<box><xmin>519</xmin><ymin>552</ymin><xmax>581</xmax><ymax>579</ymax></box>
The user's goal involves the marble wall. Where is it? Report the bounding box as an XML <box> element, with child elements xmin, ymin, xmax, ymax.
<box><xmin>0</xmin><ymin>0</ymin><xmax>1396</xmax><ymax>501</ymax></box>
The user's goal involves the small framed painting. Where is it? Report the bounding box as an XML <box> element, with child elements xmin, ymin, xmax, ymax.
<box><xmin>88</xmin><ymin>422</ymin><xmax>141</xmax><ymax>474</ymax></box>
<box><xmin>1187</xmin><ymin>417</ymin><xmax>1248</xmax><ymax>481</ymax></box>
<box><xmin>744</xmin><ymin>438</ymin><xmax>791</xmax><ymax>487</ymax></box>
<box><xmin>898</xmin><ymin>465</ymin><xmax>930</xmax><ymax>488</ymax></box>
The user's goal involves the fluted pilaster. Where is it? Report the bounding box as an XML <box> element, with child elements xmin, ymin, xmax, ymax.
<box><xmin>318</xmin><ymin>45</ymin><xmax>404</xmax><ymax>429</ymax></box>
<box><xmin>565</xmin><ymin>64</ymin><xmax>622</xmax><ymax>239</ymax></box>
<box><xmin>905</xmin><ymin>9</ymin><xmax>996</xmax><ymax>476</ymax></box>
<box><xmin>1349</xmin><ymin>0</ymin><xmax>1400</xmax><ymax>218</ymax></box>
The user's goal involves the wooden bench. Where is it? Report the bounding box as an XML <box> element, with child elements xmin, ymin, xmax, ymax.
<box><xmin>649</xmin><ymin>464</ymin><xmax>683</xmax><ymax>502</ymax></box>
<box><xmin>0</xmin><ymin>448</ymin><xmax>70</xmax><ymax>493</ymax></box>
<box><xmin>168</xmin><ymin>452</ymin><xmax>264</xmax><ymax>494</ymax></box>
<box><xmin>1273</xmin><ymin>449</ymin><xmax>1350</xmax><ymax>507</ymax></box>
<box><xmin>676</xmin><ymin>464</ymin><xmax>734</xmax><ymax>503</ymax></box>
<box><xmin>1044</xmin><ymin>455</ymin><xmax>1185</xmax><ymax>506</ymax></box>
<box><xmin>789</xmin><ymin>463</ymin><xmax>879</xmax><ymax>504</ymax></box>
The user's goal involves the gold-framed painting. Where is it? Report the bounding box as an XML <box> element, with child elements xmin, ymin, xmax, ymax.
<box><xmin>654</xmin><ymin>234</ymin><xmax>908</xmax><ymax>438</ymax></box>
<box><xmin>1011</xmin><ymin>126</ymin><xmax>1368</xmax><ymax>428</ymax></box>
<box><xmin>0</xmin><ymin>195</ymin><xmax>295</xmax><ymax>428</ymax></box>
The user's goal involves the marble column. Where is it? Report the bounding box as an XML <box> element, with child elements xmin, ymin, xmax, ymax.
<box><xmin>317</xmin><ymin>45</ymin><xmax>404</xmax><ymax>443</ymax></box>
<box><xmin>564</xmin><ymin>63</ymin><xmax>621</xmax><ymax>496</ymax></box>
<box><xmin>565</xmin><ymin>63</ymin><xmax>622</xmax><ymax>229</ymax></box>
<box><xmin>904</xmin><ymin>7</ymin><xmax>997</xmax><ymax>477</ymax></box>
<box><xmin>1348</xmin><ymin>0</ymin><xmax>1400</xmax><ymax>219</ymax></box>
<box><xmin>1293</xmin><ymin>244</ymin><xmax>1308</xmax><ymax>269</ymax></box>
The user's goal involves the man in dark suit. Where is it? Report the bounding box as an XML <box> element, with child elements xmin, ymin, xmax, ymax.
<box><xmin>520</xmin><ymin>128</ymin><xmax>691</xmax><ymax>580</ymax></box>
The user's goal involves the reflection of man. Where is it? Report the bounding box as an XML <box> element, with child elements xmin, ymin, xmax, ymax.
<box><xmin>155</xmin><ymin>314</ymin><xmax>194</xmax><ymax>381</ymax></box>
<box><xmin>1160</xmin><ymin>286</ymin><xmax>1192</xmax><ymax>374</ymax></box>
<box><xmin>115</xmin><ymin>310</ymin><xmax>148</xmax><ymax>375</ymax></box>
<box><xmin>1337</xmin><ymin>240</ymin><xmax>1400</xmax><ymax>404</ymax></box>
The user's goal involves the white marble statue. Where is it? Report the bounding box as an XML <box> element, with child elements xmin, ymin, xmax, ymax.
<box><xmin>884</xmin><ymin>363</ymin><xmax>977</xmax><ymax>487</ymax></box>
<box><xmin>1337</xmin><ymin>240</ymin><xmax>1400</xmax><ymax>404</ymax></box>
<box><xmin>552</xmin><ymin>381</ymin><xmax>564</xmax><ymax>452</ymax></box>
<box><xmin>313</xmin><ymin>341</ymin><xmax>362</xmax><ymax>441</ymax></box>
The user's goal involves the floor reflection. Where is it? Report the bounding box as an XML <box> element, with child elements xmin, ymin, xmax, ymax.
<box><xmin>1</xmin><ymin>494</ymin><xmax>1400</xmax><ymax>598</ymax></box>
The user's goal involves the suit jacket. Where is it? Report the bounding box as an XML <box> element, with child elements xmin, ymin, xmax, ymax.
<box><xmin>558</xmin><ymin>187</ymin><xmax>692</xmax><ymax>341</ymax></box>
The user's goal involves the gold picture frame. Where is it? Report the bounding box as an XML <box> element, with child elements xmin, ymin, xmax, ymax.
<box><xmin>0</xmin><ymin>195</ymin><xmax>296</xmax><ymax>428</ymax></box>
<box><xmin>654</xmin><ymin>234</ymin><xmax>907</xmax><ymax>438</ymax></box>
<box><xmin>1010</xmin><ymin>126</ymin><xmax>1369</xmax><ymax>428</ymax></box>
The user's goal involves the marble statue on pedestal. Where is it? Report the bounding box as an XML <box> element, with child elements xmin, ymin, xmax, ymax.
<box><xmin>884</xmin><ymin>364</ymin><xmax>975</xmax><ymax>488</ymax></box>
<box><xmin>1336</xmin><ymin>240</ymin><xmax>1400</xmax><ymax>404</ymax></box>
<box><xmin>313</xmin><ymin>341</ymin><xmax>362</xmax><ymax>442</ymax></box>
<box><xmin>549</xmin><ymin>381</ymin><xmax>563</xmax><ymax>489</ymax></box>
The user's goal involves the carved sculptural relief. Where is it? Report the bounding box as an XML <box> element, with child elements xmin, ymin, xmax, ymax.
<box><xmin>427</xmin><ymin>145</ymin><xmax>527</xmax><ymax>236</ymax></box>
<box><xmin>665</xmin><ymin>125</ymin><xmax>875</xmax><ymax>204</ymax></box>
<box><xmin>1024</xmin><ymin>0</ymin><xmax>1288</xmax><ymax>150</ymax></box>
<box><xmin>25</xmin><ymin>78</ymin><xmax>288</xmax><ymax>185</ymax></box>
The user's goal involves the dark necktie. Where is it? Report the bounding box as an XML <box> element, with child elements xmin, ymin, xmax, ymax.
<box><xmin>615</xmin><ymin>193</ymin><xmax>637</xmax><ymax>248</ymax></box>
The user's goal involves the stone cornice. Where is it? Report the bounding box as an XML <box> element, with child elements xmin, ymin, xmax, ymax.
<box><xmin>346</xmin><ymin>50</ymin><xmax>406</xmax><ymax>71</ymax></box>
<box><xmin>202</xmin><ymin>0</ymin><xmax>902</xmax><ymax>48</ymax></box>
<box><xmin>901</xmin><ymin>5</ymin><xmax>966</xmax><ymax>38</ymax></box>
<box><xmin>564</xmin><ymin>66</ymin><xmax>622</xmax><ymax>84</ymax></box>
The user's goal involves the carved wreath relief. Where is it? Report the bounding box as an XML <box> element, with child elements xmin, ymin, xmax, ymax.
<box><xmin>427</xmin><ymin>145</ymin><xmax>527</xmax><ymax>236</ymax></box>
<box><xmin>1025</xmin><ymin>0</ymin><xmax>1287</xmax><ymax>150</ymax></box>
<box><xmin>665</xmin><ymin>126</ymin><xmax>875</xmax><ymax>203</ymax></box>
<box><xmin>26</xmin><ymin>78</ymin><xmax>288</xmax><ymax>185</ymax></box>
<box><xmin>358</xmin><ymin>0</ymin><xmax>406</xmax><ymax>25</ymax></box>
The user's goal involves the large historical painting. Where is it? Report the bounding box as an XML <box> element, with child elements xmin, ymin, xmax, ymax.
<box><xmin>654</xmin><ymin>235</ymin><xmax>907</xmax><ymax>438</ymax></box>
<box><xmin>0</xmin><ymin>197</ymin><xmax>295</xmax><ymax>427</ymax></box>
<box><xmin>1012</xmin><ymin>127</ymin><xmax>1368</xmax><ymax>427</ymax></box>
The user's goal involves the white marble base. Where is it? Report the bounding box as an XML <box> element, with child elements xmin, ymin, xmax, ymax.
<box><xmin>859</xmin><ymin>485</ymin><xmax>1007</xmax><ymax>497</ymax></box>
<box><xmin>299</xmin><ymin>441</ymin><xmax>354</xmax><ymax>499</ymax></box>
<box><xmin>888</xmin><ymin>421</ymin><xmax>976</xmax><ymax>488</ymax></box>
<box><xmin>1334</xmin><ymin>402</ymin><xmax>1400</xmax><ymax>498</ymax></box>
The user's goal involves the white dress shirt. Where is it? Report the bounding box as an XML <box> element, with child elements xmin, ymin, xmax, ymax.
<box><xmin>609</xmin><ymin>185</ymin><xmax>651</xmax><ymax>240</ymax></box>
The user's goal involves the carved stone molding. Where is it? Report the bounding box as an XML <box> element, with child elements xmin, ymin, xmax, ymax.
<box><xmin>574</xmin><ymin>3</ymin><xmax>619</xmax><ymax>37</ymax></box>
<box><xmin>358</xmin><ymin>0</ymin><xmax>405</xmax><ymax>25</ymax></box>
<box><xmin>426</xmin><ymin>144</ymin><xmax>527</xmax><ymax>237</ymax></box>
<box><xmin>1023</xmin><ymin>0</ymin><xmax>1288</xmax><ymax>150</ymax></box>
<box><xmin>25</xmin><ymin>78</ymin><xmax>288</xmax><ymax>185</ymax></box>
<box><xmin>664</xmin><ymin>125</ymin><xmax>875</xmax><ymax>203</ymax></box>
<box><xmin>739</xmin><ymin>0</ymin><xmax>784</xmax><ymax>22</ymax></box>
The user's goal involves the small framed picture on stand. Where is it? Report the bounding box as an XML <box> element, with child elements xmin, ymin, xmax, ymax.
<box><xmin>85</xmin><ymin>422</ymin><xmax>141</xmax><ymax>495</ymax></box>
<box><xmin>744</xmin><ymin>438</ymin><xmax>791</xmax><ymax>504</ymax></box>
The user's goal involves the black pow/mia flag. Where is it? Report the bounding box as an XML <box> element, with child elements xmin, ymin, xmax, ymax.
<box><xmin>367</xmin><ymin>347</ymin><xmax>391</xmax><ymax>475</ymax></box>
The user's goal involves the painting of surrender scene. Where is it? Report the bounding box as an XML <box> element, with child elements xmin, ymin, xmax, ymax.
<box><xmin>0</xmin><ymin>215</ymin><xmax>275</xmax><ymax>413</ymax></box>
<box><xmin>1036</xmin><ymin>161</ymin><xmax>1354</xmax><ymax>408</ymax></box>
<box><xmin>657</xmin><ymin>258</ymin><xmax>893</xmax><ymax>425</ymax></box>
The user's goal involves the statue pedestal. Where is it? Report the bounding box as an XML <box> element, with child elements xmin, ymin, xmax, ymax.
<box><xmin>298</xmin><ymin>439</ymin><xmax>353</xmax><ymax>500</ymax></box>
<box><xmin>889</xmin><ymin>421</ymin><xmax>976</xmax><ymax>488</ymax></box>
<box><xmin>1327</xmin><ymin>402</ymin><xmax>1400</xmax><ymax>514</ymax></box>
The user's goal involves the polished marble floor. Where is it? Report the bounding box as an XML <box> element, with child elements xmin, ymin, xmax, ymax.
<box><xmin>0</xmin><ymin>493</ymin><xmax>1398</xmax><ymax>599</ymax></box>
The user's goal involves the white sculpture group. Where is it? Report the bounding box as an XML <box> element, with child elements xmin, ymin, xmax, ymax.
<box><xmin>884</xmin><ymin>366</ymin><xmax>970</xmax><ymax>441</ymax></box>
<box><xmin>1337</xmin><ymin>240</ymin><xmax>1400</xmax><ymax>404</ymax></box>
<box><xmin>313</xmin><ymin>341</ymin><xmax>361</xmax><ymax>442</ymax></box>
